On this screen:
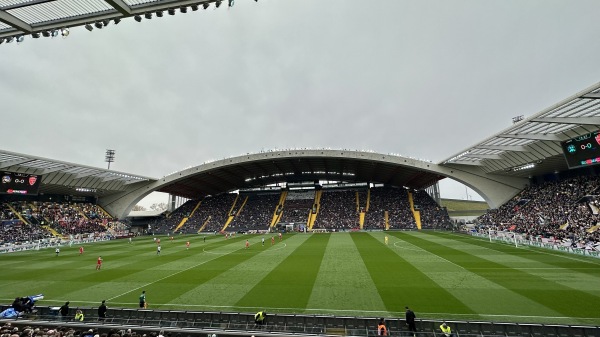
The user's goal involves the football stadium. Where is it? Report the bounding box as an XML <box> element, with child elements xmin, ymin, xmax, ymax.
<box><xmin>2</xmin><ymin>1</ymin><xmax>600</xmax><ymax>337</ymax></box>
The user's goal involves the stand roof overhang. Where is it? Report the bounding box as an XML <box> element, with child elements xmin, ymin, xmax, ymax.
<box><xmin>0</xmin><ymin>0</ymin><xmax>225</xmax><ymax>39</ymax></box>
<box><xmin>0</xmin><ymin>149</ymin><xmax>154</xmax><ymax>197</ymax></box>
<box><xmin>441</xmin><ymin>82</ymin><xmax>600</xmax><ymax>178</ymax></box>
<box><xmin>155</xmin><ymin>150</ymin><xmax>445</xmax><ymax>199</ymax></box>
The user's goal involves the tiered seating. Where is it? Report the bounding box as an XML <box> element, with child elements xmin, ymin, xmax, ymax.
<box><xmin>228</xmin><ymin>193</ymin><xmax>279</xmax><ymax>231</ymax></box>
<box><xmin>313</xmin><ymin>190</ymin><xmax>358</xmax><ymax>230</ymax></box>
<box><xmin>412</xmin><ymin>190</ymin><xmax>451</xmax><ymax>229</ymax></box>
<box><xmin>477</xmin><ymin>175</ymin><xmax>600</xmax><ymax>245</ymax></box>
<box><xmin>183</xmin><ymin>194</ymin><xmax>237</xmax><ymax>233</ymax></box>
<box><xmin>278</xmin><ymin>191</ymin><xmax>315</xmax><ymax>225</ymax></box>
<box><xmin>364</xmin><ymin>187</ymin><xmax>415</xmax><ymax>229</ymax></box>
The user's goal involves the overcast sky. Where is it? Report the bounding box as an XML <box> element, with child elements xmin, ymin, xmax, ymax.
<box><xmin>2</xmin><ymin>0</ymin><xmax>600</xmax><ymax>207</ymax></box>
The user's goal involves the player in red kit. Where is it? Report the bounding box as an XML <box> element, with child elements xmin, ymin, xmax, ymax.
<box><xmin>271</xmin><ymin>236</ymin><xmax>275</xmax><ymax>245</ymax></box>
<box><xmin>186</xmin><ymin>241</ymin><xmax>190</xmax><ymax>249</ymax></box>
<box><xmin>96</xmin><ymin>256</ymin><xmax>103</xmax><ymax>270</ymax></box>
<box><xmin>79</xmin><ymin>246</ymin><xmax>84</xmax><ymax>255</ymax></box>
<box><xmin>245</xmin><ymin>240</ymin><xmax>249</xmax><ymax>249</ymax></box>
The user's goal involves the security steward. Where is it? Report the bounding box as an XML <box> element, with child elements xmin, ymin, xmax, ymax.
<box><xmin>255</xmin><ymin>311</ymin><xmax>267</xmax><ymax>326</ymax></box>
<box><xmin>440</xmin><ymin>322</ymin><xmax>453</xmax><ymax>337</ymax></box>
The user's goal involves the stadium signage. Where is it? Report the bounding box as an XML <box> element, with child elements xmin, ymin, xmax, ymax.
<box><xmin>1</xmin><ymin>171</ymin><xmax>42</xmax><ymax>195</ymax></box>
<box><xmin>561</xmin><ymin>130</ymin><xmax>600</xmax><ymax>169</ymax></box>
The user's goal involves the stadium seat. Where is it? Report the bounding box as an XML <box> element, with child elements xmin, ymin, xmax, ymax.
<box><xmin>526</xmin><ymin>324</ymin><xmax>545</xmax><ymax>337</ymax></box>
<box><xmin>570</xmin><ymin>325</ymin><xmax>594</xmax><ymax>337</ymax></box>
<box><xmin>453</xmin><ymin>321</ymin><xmax>472</xmax><ymax>336</ymax></box>
<box><xmin>541</xmin><ymin>324</ymin><xmax>559</xmax><ymax>337</ymax></box>
<box><xmin>502</xmin><ymin>323</ymin><xmax>522</xmax><ymax>337</ymax></box>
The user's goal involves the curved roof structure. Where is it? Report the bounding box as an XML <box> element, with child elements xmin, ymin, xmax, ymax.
<box><xmin>4</xmin><ymin>83</ymin><xmax>600</xmax><ymax>217</ymax></box>
<box><xmin>441</xmin><ymin>82</ymin><xmax>600</xmax><ymax>178</ymax></box>
<box><xmin>156</xmin><ymin>150</ymin><xmax>445</xmax><ymax>199</ymax></box>
<box><xmin>0</xmin><ymin>149</ymin><xmax>154</xmax><ymax>197</ymax></box>
<box><xmin>0</xmin><ymin>0</ymin><xmax>232</xmax><ymax>40</ymax></box>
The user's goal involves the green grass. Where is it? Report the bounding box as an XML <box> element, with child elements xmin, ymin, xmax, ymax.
<box><xmin>1</xmin><ymin>232</ymin><xmax>599</xmax><ymax>326</ymax></box>
<box><xmin>440</xmin><ymin>199</ymin><xmax>489</xmax><ymax>211</ymax></box>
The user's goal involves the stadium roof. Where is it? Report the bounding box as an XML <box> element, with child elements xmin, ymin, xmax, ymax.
<box><xmin>441</xmin><ymin>82</ymin><xmax>600</xmax><ymax>178</ymax></box>
<box><xmin>0</xmin><ymin>149</ymin><xmax>155</xmax><ymax>197</ymax></box>
<box><xmin>0</xmin><ymin>0</ymin><xmax>229</xmax><ymax>39</ymax></box>
<box><xmin>155</xmin><ymin>150</ymin><xmax>446</xmax><ymax>199</ymax></box>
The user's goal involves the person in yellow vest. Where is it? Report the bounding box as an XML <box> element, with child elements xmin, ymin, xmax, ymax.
<box><xmin>377</xmin><ymin>318</ymin><xmax>387</xmax><ymax>336</ymax></box>
<box><xmin>254</xmin><ymin>311</ymin><xmax>267</xmax><ymax>327</ymax></box>
<box><xmin>440</xmin><ymin>322</ymin><xmax>452</xmax><ymax>337</ymax></box>
<box><xmin>75</xmin><ymin>308</ymin><xmax>84</xmax><ymax>321</ymax></box>
<box><xmin>384</xmin><ymin>235</ymin><xmax>389</xmax><ymax>245</ymax></box>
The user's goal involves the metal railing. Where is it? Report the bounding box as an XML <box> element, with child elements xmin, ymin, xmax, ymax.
<box><xmin>1</xmin><ymin>306</ymin><xmax>598</xmax><ymax>337</ymax></box>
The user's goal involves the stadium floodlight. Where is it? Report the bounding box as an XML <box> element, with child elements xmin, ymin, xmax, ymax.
<box><xmin>156</xmin><ymin>11</ymin><xmax>163</xmax><ymax>17</ymax></box>
<box><xmin>168</xmin><ymin>8</ymin><xmax>175</xmax><ymax>15</ymax></box>
<box><xmin>51</xmin><ymin>29</ymin><xmax>59</xmax><ymax>37</ymax></box>
<box><xmin>32</xmin><ymin>32</ymin><xmax>40</xmax><ymax>38</ymax></box>
<box><xmin>134</xmin><ymin>15</ymin><xmax>142</xmax><ymax>22</ymax></box>
<box><xmin>180</xmin><ymin>6</ymin><xmax>187</xmax><ymax>13</ymax></box>
<box><xmin>6</xmin><ymin>36</ymin><xmax>14</xmax><ymax>43</ymax></box>
<box><xmin>215</xmin><ymin>1</ymin><xmax>222</xmax><ymax>8</ymax></box>
<box><xmin>61</xmin><ymin>28</ymin><xmax>69</xmax><ymax>36</ymax></box>
<box><xmin>113</xmin><ymin>18</ymin><xmax>121</xmax><ymax>24</ymax></box>
<box><xmin>228</xmin><ymin>0</ymin><xmax>234</xmax><ymax>7</ymax></box>
<box><xmin>191</xmin><ymin>4</ymin><xmax>199</xmax><ymax>11</ymax></box>
<box><xmin>85</xmin><ymin>24</ymin><xmax>93</xmax><ymax>31</ymax></box>
<box><xmin>0</xmin><ymin>38</ymin><xmax>4</xmax><ymax>44</ymax></box>
<box><xmin>203</xmin><ymin>3</ymin><xmax>210</xmax><ymax>9</ymax></box>
<box><xmin>102</xmin><ymin>20</ymin><xmax>110</xmax><ymax>26</ymax></box>
<box><xmin>94</xmin><ymin>22</ymin><xmax>103</xmax><ymax>29</ymax></box>
<box><xmin>105</xmin><ymin>149</ymin><xmax>116</xmax><ymax>170</ymax></box>
<box><xmin>144</xmin><ymin>13</ymin><xmax>152</xmax><ymax>19</ymax></box>
<box><xmin>42</xmin><ymin>31</ymin><xmax>50</xmax><ymax>37</ymax></box>
<box><xmin>16</xmin><ymin>35</ymin><xmax>24</xmax><ymax>43</ymax></box>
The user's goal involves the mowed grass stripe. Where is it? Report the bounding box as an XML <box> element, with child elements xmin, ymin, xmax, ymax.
<box><xmin>351</xmin><ymin>232</ymin><xmax>474</xmax><ymax>315</ymax></box>
<box><xmin>168</xmin><ymin>234</ymin><xmax>306</xmax><ymax>310</ymax></box>
<box><xmin>388</xmin><ymin>232</ymin><xmax>563</xmax><ymax>322</ymax></box>
<box><xmin>405</xmin><ymin>232</ymin><xmax>600</xmax><ymax>320</ymax></box>
<box><xmin>425</xmin><ymin>232</ymin><xmax>600</xmax><ymax>297</ymax></box>
<box><xmin>4</xmin><ymin>236</ymin><xmax>245</xmax><ymax>306</ymax></box>
<box><xmin>439</xmin><ymin>232</ymin><xmax>600</xmax><ymax>277</ymax></box>
<box><xmin>307</xmin><ymin>233</ymin><xmax>386</xmax><ymax>314</ymax></box>
<box><xmin>236</xmin><ymin>233</ymin><xmax>330</xmax><ymax>312</ymax></box>
<box><xmin>110</xmin><ymin>236</ymin><xmax>268</xmax><ymax>309</ymax></box>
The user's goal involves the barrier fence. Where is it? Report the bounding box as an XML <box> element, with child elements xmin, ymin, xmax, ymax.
<box><xmin>1</xmin><ymin>306</ymin><xmax>599</xmax><ymax>337</ymax></box>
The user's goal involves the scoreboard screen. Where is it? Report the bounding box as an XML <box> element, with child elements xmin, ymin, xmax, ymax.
<box><xmin>1</xmin><ymin>171</ymin><xmax>42</xmax><ymax>195</ymax></box>
<box><xmin>561</xmin><ymin>130</ymin><xmax>600</xmax><ymax>169</ymax></box>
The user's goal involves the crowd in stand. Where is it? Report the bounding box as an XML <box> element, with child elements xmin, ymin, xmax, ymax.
<box><xmin>35</xmin><ymin>202</ymin><xmax>108</xmax><ymax>235</ymax></box>
<box><xmin>145</xmin><ymin>187</ymin><xmax>450</xmax><ymax>233</ymax></box>
<box><xmin>148</xmin><ymin>201</ymin><xmax>196</xmax><ymax>234</ymax></box>
<box><xmin>0</xmin><ymin>201</ymin><xmax>121</xmax><ymax>245</ymax></box>
<box><xmin>278</xmin><ymin>198</ymin><xmax>313</xmax><ymax>225</ymax></box>
<box><xmin>0</xmin><ymin>323</ymin><xmax>167</xmax><ymax>337</ymax></box>
<box><xmin>413</xmin><ymin>190</ymin><xmax>451</xmax><ymax>229</ymax></box>
<box><xmin>180</xmin><ymin>194</ymin><xmax>237</xmax><ymax>234</ymax></box>
<box><xmin>313</xmin><ymin>190</ymin><xmax>358</xmax><ymax>230</ymax></box>
<box><xmin>228</xmin><ymin>194</ymin><xmax>279</xmax><ymax>231</ymax></box>
<box><xmin>477</xmin><ymin>175</ymin><xmax>600</xmax><ymax>246</ymax></box>
<box><xmin>364</xmin><ymin>187</ymin><xmax>416</xmax><ymax>229</ymax></box>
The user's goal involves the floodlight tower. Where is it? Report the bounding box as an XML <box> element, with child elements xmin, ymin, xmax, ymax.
<box><xmin>105</xmin><ymin>149</ymin><xmax>116</xmax><ymax>169</ymax></box>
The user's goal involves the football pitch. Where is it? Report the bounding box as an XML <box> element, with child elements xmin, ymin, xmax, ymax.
<box><xmin>1</xmin><ymin>231</ymin><xmax>599</xmax><ymax>326</ymax></box>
